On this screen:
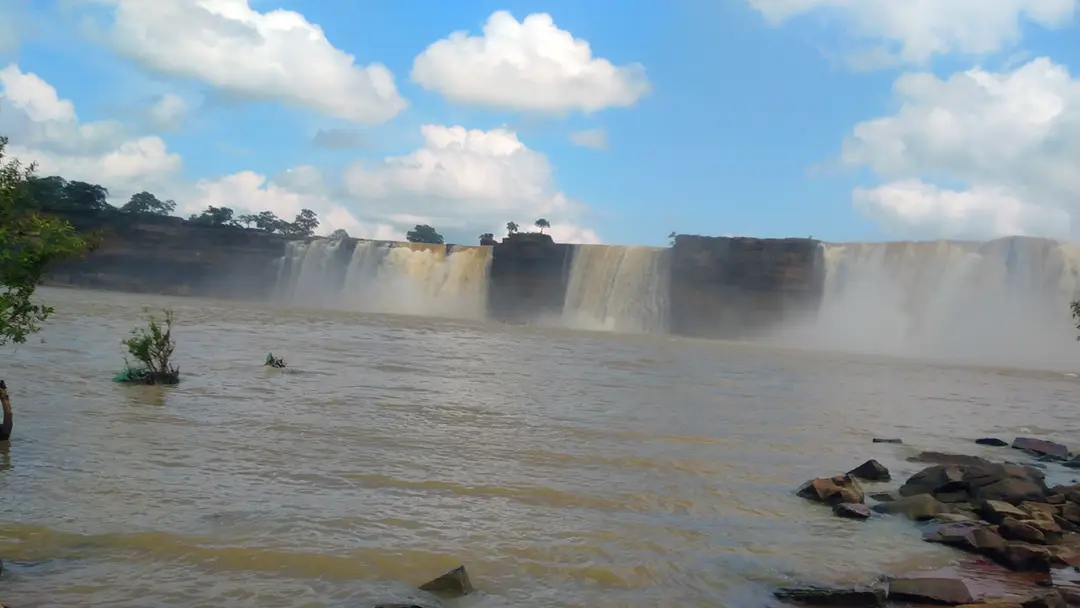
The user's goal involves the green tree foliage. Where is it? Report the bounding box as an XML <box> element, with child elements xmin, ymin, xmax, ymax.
<box><xmin>1071</xmin><ymin>300</ymin><xmax>1080</xmax><ymax>340</ymax></box>
<box><xmin>236</xmin><ymin>213</ymin><xmax>259</xmax><ymax>228</ymax></box>
<box><xmin>534</xmin><ymin>218</ymin><xmax>550</xmax><ymax>234</ymax></box>
<box><xmin>119</xmin><ymin>308</ymin><xmax>179</xmax><ymax>384</ymax></box>
<box><xmin>23</xmin><ymin>175</ymin><xmax>112</xmax><ymax>213</ymax></box>
<box><xmin>479</xmin><ymin>232</ymin><xmax>495</xmax><ymax>244</ymax></box>
<box><xmin>121</xmin><ymin>191</ymin><xmax>176</xmax><ymax>215</ymax></box>
<box><xmin>286</xmin><ymin>208</ymin><xmax>319</xmax><ymax>237</ymax></box>
<box><xmin>0</xmin><ymin>137</ymin><xmax>92</xmax><ymax>345</ymax></box>
<box><xmin>329</xmin><ymin>228</ymin><xmax>350</xmax><ymax>240</ymax></box>
<box><xmin>189</xmin><ymin>205</ymin><xmax>236</xmax><ymax>226</ymax></box>
<box><xmin>506</xmin><ymin>221</ymin><xmax>519</xmax><ymax>235</ymax></box>
<box><xmin>406</xmin><ymin>224</ymin><xmax>444</xmax><ymax>245</ymax></box>
<box><xmin>254</xmin><ymin>210</ymin><xmax>286</xmax><ymax>233</ymax></box>
<box><xmin>668</xmin><ymin>231</ymin><xmax>677</xmax><ymax>246</ymax></box>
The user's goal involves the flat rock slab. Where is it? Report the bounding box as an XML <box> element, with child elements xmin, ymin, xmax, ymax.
<box><xmin>889</xmin><ymin>577</ymin><xmax>975</xmax><ymax>605</ymax></box>
<box><xmin>1012</xmin><ymin>438</ymin><xmax>1070</xmax><ymax>460</ymax></box>
<box><xmin>774</xmin><ymin>585</ymin><xmax>886</xmax><ymax>606</ymax></box>
<box><xmin>976</xmin><ymin>438</ymin><xmax>1010</xmax><ymax>447</ymax></box>
<box><xmin>848</xmin><ymin>459</ymin><xmax>891</xmax><ymax>482</ymax></box>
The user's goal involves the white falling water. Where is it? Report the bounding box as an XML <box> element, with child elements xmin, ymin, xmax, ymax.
<box><xmin>277</xmin><ymin>239</ymin><xmax>492</xmax><ymax>319</ymax></box>
<box><xmin>779</xmin><ymin>236</ymin><xmax>1080</xmax><ymax>368</ymax></box>
<box><xmin>561</xmin><ymin>245</ymin><xmax>670</xmax><ymax>333</ymax></box>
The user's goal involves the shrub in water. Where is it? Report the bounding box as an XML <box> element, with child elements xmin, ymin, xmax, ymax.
<box><xmin>116</xmin><ymin>308</ymin><xmax>180</xmax><ymax>385</ymax></box>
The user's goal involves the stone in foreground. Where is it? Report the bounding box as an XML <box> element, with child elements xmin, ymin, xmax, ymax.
<box><xmin>848</xmin><ymin>459</ymin><xmax>890</xmax><ymax>482</ymax></box>
<box><xmin>1012</xmin><ymin>438</ymin><xmax>1070</xmax><ymax>460</ymax></box>
<box><xmin>834</xmin><ymin>503</ymin><xmax>871</xmax><ymax>519</ymax></box>
<box><xmin>888</xmin><ymin>577</ymin><xmax>974</xmax><ymax>605</ymax></box>
<box><xmin>976</xmin><ymin>438</ymin><xmax>1010</xmax><ymax>447</ymax></box>
<box><xmin>418</xmin><ymin>565</ymin><xmax>473</xmax><ymax>598</ymax></box>
<box><xmin>773</xmin><ymin>585</ymin><xmax>886</xmax><ymax>606</ymax></box>
<box><xmin>797</xmin><ymin>475</ymin><xmax>864</xmax><ymax>505</ymax></box>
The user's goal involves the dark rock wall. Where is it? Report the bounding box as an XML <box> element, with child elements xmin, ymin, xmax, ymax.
<box><xmin>44</xmin><ymin>211</ymin><xmax>290</xmax><ymax>299</ymax></box>
<box><xmin>486</xmin><ymin>233</ymin><xmax>575</xmax><ymax>322</ymax></box>
<box><xmin>668</xmin><ymin>235</ymin><xmax>823</xmax><ymax>339</ymax></box>
<box><xmin>42</xmin><ymin>214</ymin><xmax>827</xmax><ymax>334</ymax></box>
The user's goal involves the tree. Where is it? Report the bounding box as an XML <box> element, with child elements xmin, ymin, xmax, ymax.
<box><xmin>329</xmin><ymin>229</ymin><xmax>350</xmax><ymax>240</ymax></box>
<box><xmin>479</xmin><ymin>232</ymin><xmax>495</xmax><ymax>245</ymax></box>
<box><xmin>534</xmin><ymin>218</ymin><xmax>550</xmax><ymax>234</ymax></box>
<box><xmin>0</xmin><ymin>136</ymin><xmax>92</xmax><ymax>345</ymax></box>
<box><xmin>668</xmin><ymin>231</ymin><xmax>677</xmax><ymax>246</ymax></box>
<box><xmin>506</xmin><ymin>221</ymin><xmax>519</xmax><ymax>235</ymax></box>
<box><xmin>286</xmin><ymin>208</ymin><xmax>319</xmax><ymax>237</ymax></box>
<box><xmin>61</xmin><ymin>180</ymin><xmax>111</xmax><ymax>212</ymax></box>
<box><xmin>406</xmin><ymin>224</ymin><xmax>444</xmax><ymax>245</ymax></box>
<box><xmin>237</xmin><ymin>213</ymin><xmax>260</xmax><ymax>228</ymax></box>
<box><xmin>254</xmin><ymin>210</ymin><xmax>286</xmax><ymax>233</ymax></box>
<box><xmin>121</xmin><ymin>191</ymin><xmax>176</xmax><ymax>216</ymax></box>
<box><xmin>189</xmin><ymin>205</ymin><xmax>236</xmax><ymax>226</ymax></box>
<box><xmin>1072</xmin><ymin>300</ymin><xmax>1080</xmax><ymax>341</ymax></box>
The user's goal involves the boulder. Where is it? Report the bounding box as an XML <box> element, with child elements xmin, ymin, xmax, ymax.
<box><xmin>873</xmin><ymin>494</ymin><xmax>953</xmax><ymax>520</ymax></box>
<box><xmin>977</xmin><ymin>438</ymin><xmax>1010</xmax><ymax>447</ymax></box>
<box><xmin>1012</xmin><ymin>438</ymin><xmax>1070</xmax><ymax>460</ymax></box>
<box><xmin>999</xmin><ymin>517</ymin><xmax>1046</xmax><ymax>544</ymax></box>
<box><xmin>848</xmin><ymin>459</ymin><xmax>891</xmax><ymax>482</ymax></box>
<box><xmin>774</xmin><ymin>585</ymin><xmax>886</xmax><ymax>606</ymax></box>
<box><xmin>872</xmin><ymin>438</ymin><xmax>903</xmax><ymax>444</ymax></box>
<box><xmin>418</xmin><ymin>566</ymin><xmax>473</xmax><ymax>598</ymax></box>
<box><xmin>980</xmin><ymin>500</ymin><xmax>1030</xmax><ymax>524</ymax></box>
<box><xmin>797</xmin><ymin>475</ymin><xmax>864</xmax><ymax>505</ymax></box>
<box><xmin>868</xmin><ymin>492</ymin><xmax>896</xmax><ymax>502</ymax></box>
<box><xmin>888</xmin><ymin>577</ymin><xmax>974</xmax><ymax>605</ymax></box>
<box><xmin>900</xmin><ymin>462</ymin><xmax>1048</xmax><ymax>505</ymax></box>
<box><xmin>834</xmin><ymin>503</ymin><xmax>871</xmax><ymax>520</ymax></box>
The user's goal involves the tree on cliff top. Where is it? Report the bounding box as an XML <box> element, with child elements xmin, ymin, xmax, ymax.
<box><xmin>506</xmin><ymin>221</ymin><xmax>519</xmax><ymax>235</ymax></box>
<box><xmin>329</xmin><ymin>229</ymin><xmax>350</xmax><ymax>240</ymax></box>
<box><xmin>1071</xmin><ymin>300</ymin><xmax>1080</xmax><ymax>340</ymax></box>
<box><xmin>534</xmin><ymin>218</ymin><xmax>550</xmax><ymax>234</ymax></box>
<box><xmin>122</xmin><ymin>191</ymin><xmax>176</xmax><ymax>216</ymax></box>
<box><xmin>286</xmin><ymin>208</ymin><xmax>319</xmax><ymax>237</ymax></box>
<box><xmin>406</xmin><ymin>224</ymin><xmax>443</xmax><ymax>244</ymax></box>
<box><xmin>0</xmin><ymin>136</ymin><xmax>92</xmax><ymax>345</ymax></box>
<box><xmin>189</xmin><ymin>205</ymin><xmax>236</xmax><ymax>227</ymax></box>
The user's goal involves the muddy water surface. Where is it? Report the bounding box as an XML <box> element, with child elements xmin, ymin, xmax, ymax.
<box><xmin>1</xmin><ymin>287</ymin><xmax>1079</xmax><ymax>607</ymax></box>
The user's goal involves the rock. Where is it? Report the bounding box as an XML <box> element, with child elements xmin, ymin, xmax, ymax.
<box><xmin>1013</xmin><ymin>438</ymin><xmax>1070</xmax><ymax>460</ymax></box>
<box><xmin>774</xmin><ymin>585</ymin><xmax>886</xmax><ymax>606</ymax></box>
<box><xmin>934</xmin><ymin>513</ymin><xmax>977</xmax><ymax>523</ymax></box>
<box><xmin>980</xmin><ymin>500</ymin><xmax>1031</xmax><ymax>524</ymax></box>
<box><xmin>900</xmin><ymin>462</ymin><xmax>1049</xmax><ymax>505</ymax></box>
<box><xmin>997</xmin><ymin>542</ymin><xmax>1052</xmax><ymax>573</ymax></box>
<box><xmin>1047</xmin><ymin>543</ymin><xmax>1080</xmax><ymax>567</ymax></box>
<box><xmin>888</xmin><ymin>577</ymin><xmax>975</xmax><ymax>605</ymax></box>
<box><xmin>1061</xmin><ymin>503</ymin><xmax>1080</xmax><ymax>525</ymax></box>
<box><xmin>923</xmin><ymin>521</ymin><xmax>1006</xmax><ymax>556</ymax></box>
<box><xmin>873</xmin><ymin>494</ymin><xmax>953</xmax><ymax>520</ymax></box>
<box><xmin>977</xmin><ymin>438</ymin><xmax>1011</xmax><ymax>447</ymax></box>
<box><xmin>1019</xmin><ymin>590</ymin><xmax>1066</xmax><ymax>608</ymax></box>
<box><xmin>909</xmin><ymin>452</ymin><xmax>992</xmax><ymax>466</ymax></box>
<box><xmin>1058</xmin><ymin>587</ymin><xmax>1080</xmax><ymax>606</ymax></box>
<box><xmin>797</xmin><ymin>475</ymin><xmax>864</xmax><ymax>505</ymax></box>
<box><xmin>873</xmin><ymin>438</ymin><xmax>903</xmax><ymax>444</ymax></box>
<box><xmin>1062</xmin><ymin>456</ymin><xmax>1080</xmax><ymax>470</ymax></box>
<box><xmin>848</xmin><ymin>459</ymin><xmax>891</xmax><ymax>482</ymax></box>
<box><xmin>868</xmin><ymin>492</ymin><xmax>896</xmax><ymax>502</ymax></box>
<box><xmin>1000</xmin><ymin>517</ymin><xmax>1046</xmax><ymax>544</ymax></box>
<box><xmin>418</xmin><ymin>566</ymin><xmax>473</xmax><ymax>598</ymax></box>
<box><xmin>834</xmin><ymin>503</ymin><xmax>871</xmax><ymax>519</ymax></box>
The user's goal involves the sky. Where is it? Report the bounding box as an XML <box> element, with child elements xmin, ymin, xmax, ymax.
<box><xmin>1</xmin><ymin>0</ymin><xmax>1079</xmax><ymax>247</ymax></box>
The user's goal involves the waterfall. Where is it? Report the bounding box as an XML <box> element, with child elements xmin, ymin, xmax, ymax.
<box><xmin>561</xmin><ymin>245</ymin><xmax>671</xmax><ymax>333</ymax></box>
<box><xmin>791</xmin><ymin>236</ymin><xmax>1080</xmax><ymax>366</ymax></box>
<box><xmin>276</xmin><ymin>239</ymin><xmax>492</xmax><ymax>319</ymax></box>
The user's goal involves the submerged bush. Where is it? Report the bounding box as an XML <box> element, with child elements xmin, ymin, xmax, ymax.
<box><xmin>116</xmin><ymin>308</ymin><xmax>180</xmax><ymax>385</ymax></box>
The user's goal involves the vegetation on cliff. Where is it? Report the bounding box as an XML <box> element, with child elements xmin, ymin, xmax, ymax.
<box><xmin>1071</xmin><ymin>299</ymin><xmax>1080</xmax><ymax>340</ymax></box>
<box><xmin>0</xmin><ymin>136</ymin><xmax>94</xmax><ymax>345</ymax></box>
<box><xmin>406</xmin><ymin>224</ymin><xmax>444</xmax><ymax>245</ymax></box>
<box><xmin>117</xmin><ymin>308</ymin><xmax>180</xmax><ymax>385</ymax></box>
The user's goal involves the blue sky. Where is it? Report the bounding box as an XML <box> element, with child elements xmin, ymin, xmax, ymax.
<box><xmin>1</xmin><ymin>0</ymin><xmax>1079</xmax><ymax>246</ymax></box>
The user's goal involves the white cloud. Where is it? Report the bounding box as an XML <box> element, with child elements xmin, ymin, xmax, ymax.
<box><xmin>343</xmin><ymin>125</ymin><xmax>593</xmax><ymax>235</ymax></box>
<box><xmin>569</xmin><ymin>128</ymin><xmax>607</xmax><ymax>150</ymax></box>
<box><xmin>148</xmin><ymin>93</ymin><xmax>189</xmax><ymax>130</ymax></box>
<box><xmin>749</xmin><ymin>0</ymin><xmax>1076</xmax><ymax>65</ymax></box>
<box><xmin>0</xmin><ymin>64</ymin><xmax>181</xmax><ymax>199</ymax></box>
<box><xmin>93</xmin><ymin>0</ymin><xmax>406</xmax><ymax>123</ymax></box>
<box><xmin>411</xmin><ymin>11</ymin><xmax>650</xmax><ymax>112</ymax></box>
<box><xmin>841</xmin><ymin>57</ymin><xmax>1080</xmax><ymax>239</ymax></box>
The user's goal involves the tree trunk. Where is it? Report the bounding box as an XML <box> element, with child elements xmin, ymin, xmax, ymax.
<box><xmin>0</xmin><ymin>382</ymin><xmax>12</xmax><ymax>441</ymax></box>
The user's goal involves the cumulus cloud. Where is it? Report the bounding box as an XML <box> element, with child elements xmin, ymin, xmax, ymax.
<box><xmin>311</xmin><ymin>128</ymin><xmax>367</xmax><ymax>150</ymax></box>
<box><xmin>1</xmin><ymin>63</ymin><xmax>600</xmax><ymax>244</ymax></box>
<box><xmin>0</xmin><ymin>64</ymin><xmax>181</xmax><ymax>199</ymax></box>
<box><xmin>569</xmin><ymin>128</ymin><xmax>607</xmax><ymax>149</ymax></box>
<box><xmin>841</xmin><ymin>57</ymin><xmax>1080</xmax><ymax>239</ymax></box>
<box><xmin>147</xmin><ymin>93</ymin><xmax>189</xmax><ymax>130</ymax></box>
<box><xmin>89</xmin><ymin>0</ymin><xmax>406</xmax><ymax>123</ymax></box>
<box><xmin>412</xmin><ymin>11</ymin><xmax>650</xmax><ymax>113</ymax></box>
<box><xmin>748</xmin><ymin>0</ymin><xmax>1077</xmax><ymax>65</ymax></box>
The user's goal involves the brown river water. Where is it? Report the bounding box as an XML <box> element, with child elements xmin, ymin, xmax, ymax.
<box><xmin>2</xmin><ymin>287</ymin><xmax>1080</xmax><ymax>607</ymax></box>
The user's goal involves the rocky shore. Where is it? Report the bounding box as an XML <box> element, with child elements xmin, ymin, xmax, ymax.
<box><xmin>777</xmin><ymin>437</ymin><xmax>1080</xmax><ymax>607</ymax></box>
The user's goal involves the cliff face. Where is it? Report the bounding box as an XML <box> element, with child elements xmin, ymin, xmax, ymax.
<box><xmin>668</xmin><ymin>235</ymin><xmax>823</xmax><ymax>339</ymax></box>
<box><xmin>45</xmin><ymin>211</ymin><xmax>290</xmax><ymax>298</ymax></box>
<box><xmin>42</xmin><ymin>213</ymin><xmax>827</xmax><ymax>336</ymax></box>
<box><xmin>486</xmin><ymin>233</ymin><xmax>574</xmax><ymax>322</ymax></box>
